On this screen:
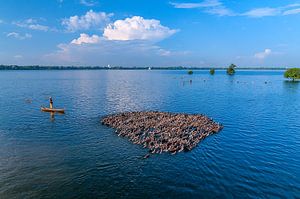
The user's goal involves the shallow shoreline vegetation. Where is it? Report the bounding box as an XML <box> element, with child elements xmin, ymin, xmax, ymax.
<box><xmin>101</xmin><ymin>111</ymin><xmax>223</xmax><ymax>156</ymax></box>
<box><xmin>227</xmin><ymin>64</ymin><xmax>237</xmax><ymax>75</ymax></box>
<box><xmin>284</xmin><ymin>68</ymin><xmax>300</xmax><ymax>81</ymax></box>
<box><xmin>187</xmin><ymin>70</ymin><xmax>193</xmax><ymax>75</ymax></box>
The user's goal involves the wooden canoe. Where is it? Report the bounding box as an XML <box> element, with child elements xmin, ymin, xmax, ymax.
<box><xmin>41</xmin><ymin>107</ymin><xmax>65</xmax><ymax>114</ymax></box>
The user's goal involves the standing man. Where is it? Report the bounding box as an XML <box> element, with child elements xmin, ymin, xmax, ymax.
<box><xmin>49</xmin><ymin>97</ymin><xmax>53</xmax><ymax>109</ymax></box>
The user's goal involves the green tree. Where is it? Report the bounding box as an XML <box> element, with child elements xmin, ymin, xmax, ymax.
<box><xmin>227</xmin><ymin>64</ymin><xmax>236</xmax><ymax>75</ymax></box>
<box><xmin>187</xmin><ymin>70</ymin><xmax>193</xmax><ymax>75</ymax></box>
<box><xmin>284</xmin><ymin>68</ymin><xmax>300</xmax><ymax>81</ymax></box>
<box><xmin>210</xmin><ymin>68</ymin><xmax>215</xmax><ymax>75</ymax></box>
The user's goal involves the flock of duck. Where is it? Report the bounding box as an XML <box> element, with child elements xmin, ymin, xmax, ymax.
<box><xmin>101</xmin><ymin>111</ymin><xmax>223</xmax><ymax>156</ymax></box>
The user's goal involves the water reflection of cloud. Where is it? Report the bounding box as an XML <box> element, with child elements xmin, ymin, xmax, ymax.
<box><xmin>103</xmin><ymin>71</ymin><xmax>172</xmax><ymax>114</ymax></box>
<box><xmin>58</xmin><ymin>71</ymin><xmax>109</xmax><ymax>115</ymax></box>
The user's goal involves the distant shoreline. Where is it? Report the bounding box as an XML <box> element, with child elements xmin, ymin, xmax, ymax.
<box><xmin>0</xmin><ymin>65</ymin><xmax>289</xmax><ymax>71</ymax></box>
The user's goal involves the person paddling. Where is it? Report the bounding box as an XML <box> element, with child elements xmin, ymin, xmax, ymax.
<box><xmin>41</xmin><ymin>97</ymin><xmax>65</xmax><ymax>114</ymax></box>
<box><xmin>49</xmin><ymin>97</ymin><xmax>53</xmax><ymax>109</ymax></box>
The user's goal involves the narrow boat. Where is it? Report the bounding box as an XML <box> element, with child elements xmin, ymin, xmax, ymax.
<box><xmin>41</xmin><ymin>107</ymin><xmax>65</xmax><ymax>114</ymax></box>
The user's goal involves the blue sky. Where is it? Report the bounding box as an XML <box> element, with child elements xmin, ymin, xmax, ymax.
<box><xmin>1</xmin><ymin>0</ymin><xmax>300</xmax><ymax>67</ymax></box>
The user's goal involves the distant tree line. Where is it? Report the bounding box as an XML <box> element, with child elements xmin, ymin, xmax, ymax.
<box><xmin>0</xmin><ymin>64</ymin><xmax>291</xmax><ymax>71</ymax></box>
<box><xmin>0</xmin><ymin>65</ymin><xmax>118</xmax><ymax>70</ymax></box>
<box><xmin>3</xmin><ymin>64</ymin><xmax>299</xmax><ymax>81</ymax></box>
<box><xmin>0</xmin><ymin>65</ymin><xmax>206</xmax><ymax>70</ymax></box>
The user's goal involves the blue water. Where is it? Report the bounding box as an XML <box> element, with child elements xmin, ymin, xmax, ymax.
<box><xmin>0</xmin><ymin>70</ymin><xmax>299</xmax><ymax>198</ymax></box>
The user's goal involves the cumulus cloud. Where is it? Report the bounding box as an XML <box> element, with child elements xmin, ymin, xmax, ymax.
<box><xmin>45</xmin><ymin>34</ymin><xmax>186</xmax><ymax>66</ymax></box>
<box><xmin>62</xmin><ymin>10</ymin><xmax>113</xmax><ymax>32</ymax></box>
<box><xmin>45</xmin><ymin>39</ymin><xmax>187</xmax><ymax>66</ymax></box>
<box><xmin>103</xmin><ymin>16</ymin><xmax>177</xmax><ymax>41</ymax></box>
<box><xmin>44</xmin><ymin>14</ymin><xmax>184</xmax><ymax>66</ymax></box>
<box><xmin>7</xmin><ymin>32</ymin><xmax>32</xmax><ymax>40</ymax></box>
<box><xmin>254</xmin><ymin>49</ymin><xmax>272</xmax><ymax>59</ymax></box>
<box><xmin>71</xmin><ymin>33</ymin><xmax>101</xmax><ymax>45</ymax></box>
<box><xmin>14</xmin><ymin>18</ymin><xmax>49</xmax><ymax>31</ymax></box>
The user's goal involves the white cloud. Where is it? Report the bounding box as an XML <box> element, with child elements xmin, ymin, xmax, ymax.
<box><xmin>62</xmin><ymin>10</ymin><xmax>113</xmax><ymax>32</ymax></box>
<box><xmin>206</xmin><ymin>6</ymin><xmax>235</xmax><ymax>16</ymax></box>
<box><xmin>28</xmin><ymin>24</ymin><xmax>49</xmax><ymax>31</ymax></box>
<box><xmin>80</xmin><ymin>0</ymin><xmax>97</xmax><ymax>6</ymax></box>
<box><xmin>242</xmin><ymin>8</ymin><xmax>280</xmax><ymax>18</ymax></box>
<box><xmin>0</xmin><ymin>19</ymin><xmax>3</xmax><ymax>24</ymax></box>
<box><xmin>157</xmin><ymin>49</ymin><xmax>171</xmax><ymax>56</ymax></box>
<box><xmin>254</xmin><ymin>49</ymin><xmax>272</xmax><ymax>59</ymax></box>
<box><xmin>71</xmin><ymin>33</ymin><xmax>101</xmax><ymax>45</ymax></box>
<box><xmin>103</xmin><ymin>16</ymin><xmax>178</xmax><ymax>41</ymax></box>
<box><xmin>243</xmin><ymin>4</ymin><xmax>300</xmax><ymax>17</ymax></box>
<box><xmin>45</xmin><ymin>39</ymin><xmax>187</xmax><ymax>66</ymax></box>
<box><xmin>45</xmin><ymin>14</ymin><xmax>180</xmax><ymax>65</ymax></box>
<box><xmin>171</xmin><ymin>1</ymin><xmax>300</xmax><ymax>17</ymax></box>
<box><xmin>14</xmin><ymin>18</ymin><xmax>49</xmax><ymax>31</ymax></box>
<box><xmin>171</xmin><ymin>0</ymin><xmax>234</xmax><ymax>16</ymax></box>
<box><xmin>242</xmin><ymin>4</ymin><xmax>300</xmax><ymax>17</ymax></box>
<box><xmin>170</xmin><ymin>0</ymin><xmax>221</xmax><ymax>8</ymax></box>
<box><xmin>14</xmin><ymin>55</ymin><xmax>23</xmax><ymax>59</ymax></box>
<box><xmin>283</xmin><ymin>8</ymin><xmax>300</xmax><ymax>15</ymax></box>
<box><xmin>7</xmin><ymin>32</ymin><xmax>32</xmax><ymax>40</ymax></box>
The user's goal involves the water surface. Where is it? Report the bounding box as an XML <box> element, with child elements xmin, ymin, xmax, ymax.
<box><xmin>0</xmin><ymin>70</ymin><xmax>299</xmax><ymax>198</ymax></box>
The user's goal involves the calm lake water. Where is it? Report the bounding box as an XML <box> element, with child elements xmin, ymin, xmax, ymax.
<box><xmin>0</xmin><ymin>70</ymin><xmax>299</xmax><ymax>198</ymax></box>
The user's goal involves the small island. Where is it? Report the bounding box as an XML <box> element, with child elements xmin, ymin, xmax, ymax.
<box><xmin>102</xmin><ymin>111</ymin><xmax>223</xmax><ymax>155</ymax></box>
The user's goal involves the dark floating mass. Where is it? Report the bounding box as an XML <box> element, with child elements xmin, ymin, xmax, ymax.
<box><xmin>101</xmin><ymin>111</ymin><xmax>223</xmax><ymax>156</ymax></box>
